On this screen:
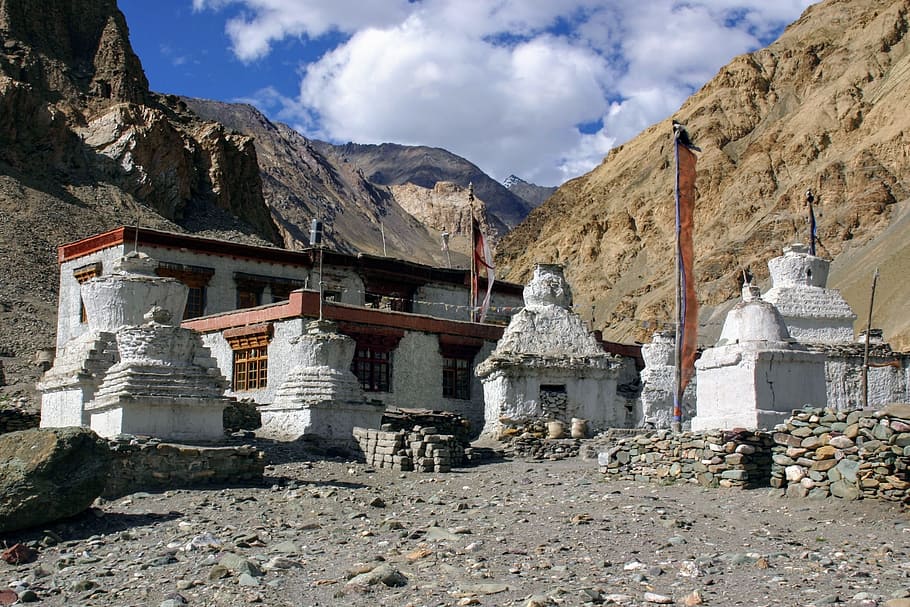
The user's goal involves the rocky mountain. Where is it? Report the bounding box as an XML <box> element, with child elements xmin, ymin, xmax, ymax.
<box><xmin>497</xmin><ymin>0</ymin><xmax>910</xmax><ymax>351</ymax></box>
<box><xmin>0</xmin><ymin>0</ymin><xmax>525</xmax><ymax>396</ymax></box>
<box><xmin>503</xmin><ymin>175</ymin><xmax>557</xmax><ymax>208</ymax></box>
<box><xmin>311</xmin><ymin>141</ymin><xmax>534</xmax><ymax>230</ymax></box>
<box><xmin>0</xmin><ymin>0</ymin><xmax>284</xmax><ymax>395</ymax></box>
<box><xmin>183</xmin><ymin>98</ymin><xmax>507</xmax><ymax>265</ymax></box>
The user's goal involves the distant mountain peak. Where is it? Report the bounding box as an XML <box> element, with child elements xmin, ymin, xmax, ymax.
<box><xmin>502</xmin><ymin>175</ymin><xmax>557</xmax><ymax>209</ymax></box>
<box><xmin>503</xmin><ymin>175</ymin><xmax>527</xmax><ymax>189</ymax></box>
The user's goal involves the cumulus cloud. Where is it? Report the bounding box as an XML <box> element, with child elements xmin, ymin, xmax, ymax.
<box><xmin>195</xmin><ymin>0</ymin><xmax>816</xmax><ymax>185</ymax></box>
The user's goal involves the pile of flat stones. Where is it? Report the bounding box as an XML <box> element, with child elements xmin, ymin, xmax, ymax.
<box><xmin>598</xmin><ymin>429</ymin><xmax>773</xmax><ymax>488</ymax></box>
<box><xmin>771</xmin><ymin>404</ymin><xmax>910</xmax><ymax>502</ymax></box>
<box><xmin>498</xmin><ymin>421</ymin><xmax>582</xmax><ymax>460</ymax></box>
<box><xmin>380</xmin><ymin>408</ymin><xmax>473</xmax><ymax>445</ymax></box>
<box><xmin>352</xmin><ymin>425</ymin><xmax>463</xmax><ymax>472</ymax></box>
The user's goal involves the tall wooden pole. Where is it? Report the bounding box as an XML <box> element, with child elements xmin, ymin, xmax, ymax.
<box><xmin>468</xmin><ymin>183</ymin><xmax>475</xmax><ymax>323</ymax></box>
<box><xmin>861</xmin><ymin>268</ymin><xmax>879</xmax><ymax>408</ymax></box>
<box><xmin>672</xmin><ymin>126</ymin><xmax>683</xmax><ymax>433</ymax></box>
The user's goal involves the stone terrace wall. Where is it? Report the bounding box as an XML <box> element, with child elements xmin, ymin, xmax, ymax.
<box><xmin>352</xmin><ymin>426</ymin><xmax>464</xmax><ymax>472</ymax></box>
<box><xmin>598</xmin><ymin>429</ymin><xmax>773</xmax><ymax>488</ymax></box>
<box><xmin>771</xmin><ymin>405</ymin><xmax>909</xmax><ymax>502</ymax></box>
<box><xmin>598</xmin><ymin>405</ymin><xmax>909</xmax><ymax>503</ymax></box>
<box><xmin>103</xmin><ymin>437</ymin><xmax>266</xmax><ymax>499</ymax></box>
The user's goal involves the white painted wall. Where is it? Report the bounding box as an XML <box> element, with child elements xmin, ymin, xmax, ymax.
<box><xmin>201</xmin><ymin>318</ymin><xmax>496</xmax><ymax>434</ymax></box>
<box><xmin>693</xmin><ymin>347</ymin><xmax>827</xmax><ymax>431</ymax></box>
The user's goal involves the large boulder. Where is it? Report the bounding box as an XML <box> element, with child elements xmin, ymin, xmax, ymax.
<box><xmin>0</xmin><ymin>427</ymin><xmax>111</xmax><ymax>534</ymax></box>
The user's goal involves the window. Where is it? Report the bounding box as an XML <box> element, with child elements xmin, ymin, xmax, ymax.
<box><xmin>438</xmin><ymin>335</ymin><xmax>482</xmax><ymax>401</ymax></box>
<box><xmin>73</xmin><ymin>262</ymin><xmax>102</xmax><ymax>323</ymax></box>
<box><xmin>341</xmin><ymin>326</ymin><xmax>404</xmax><ymax>393</ymax></box>
<box><xmin>226</xmin><ymin>325</ymin><xmax>272</xmax><ymax>391</ymax></box>
<box><xmin>185</xmin><ymin>286</ymin><xmax>205</xmax><ymax>319</ymax></box>
<box><xmin>353</xmin><ymin>346</ymin><xmax>392</xmax><ymax>392</ymax></box>
<box><xmin>156</xmin><ymin>263</ymin><xmax>214</xmax><ymax>319</ymax></box>
<box><xmin>234</xmin><ymin>272</ymin><xmax>268</xmax><ymax>310</ymax></box>
<box><xmin>270</xmin><ymin>276</ymin><xmax>306</xmax><ymax>303</ymax></box>
<box><xmin>237</xmin><ymin>288</ymin><xmax>261</xmax><ymax>309</ymax></box>
<box><xmin>443</xmin><ymin>356</ymin><xmax>471</xmax><ymax>400</ymax></box>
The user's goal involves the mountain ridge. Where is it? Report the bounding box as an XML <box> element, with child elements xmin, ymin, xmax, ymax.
<box><xmin>497</xmin><ymin>0</ymin><xmax>910</xmax><ymax>351</ymax></box>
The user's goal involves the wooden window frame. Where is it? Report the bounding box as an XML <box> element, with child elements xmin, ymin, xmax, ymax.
<box><xmin>156</xmin><ymin>263</ymin><xmax>214</xmax><ymax>319</ymax></box>
<box><xmin>340</xmin><ymin>325</ymin><xmax>404</xmax><ymax>394</ymax></box>
<box><xmin>439</xmin><ymin>335</ymin><xmax>482</xmax><ymax>401</ymax></box>
<box><xmin>353</xmin><ymin>346</ymin><xmax>392</xmax><ymax>393</ymax></box>
<box><xmin>226</xmin><ymin>325</ymin><xmax>272</xmax><ymax>392</ymax></box>
<box><xmin>442</xmin><ymin>356</ymin><xmax>471</xmax><ymax>400</ymax></box>
<box><xmin>74</xmin><ymin>262</ymin><xmax>102</xmax><ymax>323</ymax></box>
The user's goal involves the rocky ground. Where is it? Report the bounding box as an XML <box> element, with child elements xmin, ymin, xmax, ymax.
<box><xmin>1</xmin><ymin>444</ymin><xmax>908</xmax><ymax>607</ymax></box>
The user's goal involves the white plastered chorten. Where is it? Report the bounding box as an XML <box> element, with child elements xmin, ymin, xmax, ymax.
<box><xmin>40</xmin><ymin>252</ymin><xmax>230</xmax><ymax>440</ymax></box>
<box><xmin>691</xmin><ymin>284</ymin><xmax>827</xmax><ymax>431</ymax></box>
<box><xmin>476</xmin><ymin>264</ymin><xmax>622</xmax><ymax>437</ymax></box>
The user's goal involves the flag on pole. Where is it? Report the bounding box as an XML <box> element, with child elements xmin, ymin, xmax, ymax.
<box><xmin>472</xmin><ymin>216</ymin><xmax>495</xmax><ymax>323</ymax></box>
<box><xmin>673</xmin><ymin>121</ymin><xmax>699</xmax><ymax>422</ymax></box>
<box><xmin>806</xmin><ymin>190</ymin><xmax>817</xmax><ymax>256</ymax></box>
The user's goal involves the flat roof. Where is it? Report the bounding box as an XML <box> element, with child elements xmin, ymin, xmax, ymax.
<box><xmin>59</xmin><ymin>226</ymin><xmax>524</xmax><ymax>294</ymax></box>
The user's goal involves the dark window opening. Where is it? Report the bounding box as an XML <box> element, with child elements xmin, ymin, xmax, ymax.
<box><xmin>540</xmin><ymin>384</ymin><xmax>567</xmax><ymax>393</ymax></box>
<box><xmin>443</xmin><ymin>357</ymin><xmax>471</xmax><ymax>400</ymax></box>
<box><xmin>353</xmin><ymin>347</ymin><xmax>392</xmax><ymax>392</ymax></box>
<box><xmin>156</xmin><ymin>262</ymin><xmax>214</xmax><ymax>319</ymax></box>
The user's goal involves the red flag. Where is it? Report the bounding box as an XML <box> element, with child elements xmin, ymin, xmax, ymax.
<box><xmin>472</xmin><ymin>217</ymin><xmax>495</xmax><ymax>322</ymax></box>
<box><xmin>676</xmin><ymin>136</ymin><xmax>698</xmax><ymax>398</ymax></box>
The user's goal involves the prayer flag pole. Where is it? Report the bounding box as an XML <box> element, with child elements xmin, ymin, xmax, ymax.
<box><xmin>672</xmin><ymin>121</ymin><xmax>700</xmax><ymax>431</ymax></box>
<box><xmin>468</xmin><ymin>183</ymin><xmax>476</xmax><ymax>323</ymax></box>
<box><xmin>861</xmin><ymin>268</ymin><xmax>880</xmax><ymax>408</ymax></box>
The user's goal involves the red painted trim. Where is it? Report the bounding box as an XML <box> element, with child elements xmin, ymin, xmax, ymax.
<box><xmin>59</xmin><ymin>227</ymin><xmax>128</xmax><ymax>263</ymax></box>
<box><xmin>223</xmin><ymin>323</ymin><xmax>273</xmax><ymax>340</ymax></box>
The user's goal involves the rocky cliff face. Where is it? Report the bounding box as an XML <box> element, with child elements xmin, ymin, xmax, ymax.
<box><xmin>314</xmin><ymin>141</ymin><xmax>534</xmax><ymax>229</ymax></box>
<box><xmin>0</xmin><ymin>0</ymin><xmax>280</xmax><ymax>394</ymax></box>
<box><xmin>184</xmin><ymin>98</ymin><xmax>514</xmax><ymax>265</ymax></box>
<box><xmin>498</xmin><ymin>0</ymin><xmax>910</xmax><ymax>350</ymax></box>
<box><xmin>0</xmin><ymin>0</ymin><xmax>279</xmax><ymax>240</ymax></box>
<box><xmin>182</xmin><ymin>98</ymin><xmax>460</xmax><ymax>265</ymax></box>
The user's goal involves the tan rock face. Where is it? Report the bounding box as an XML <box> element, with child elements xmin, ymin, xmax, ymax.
<box><xmin>498</xmin><ymin>0</ymin><xmax>910</xmax><ymax>350</ymax></box>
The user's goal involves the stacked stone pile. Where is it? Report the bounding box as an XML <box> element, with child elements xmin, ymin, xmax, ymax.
<box><xmin>539</xmin><ymin>389</ymin><xmax>568</xmax><ymax>420</ymax></box>
<box><xmin>771</xmin><ymin>405</ymin><xmax>909</xmax><ymax>502</ymax></box>
<box><xmin>102</xmin><ymin>435</ymin><xmax>266</xmax><ymax>498</ymax></box>
<box><xmin>598</xmin><ymin>429</ymin><xmax>773</xmax><ymax>489</ymax></box>
<box><xmin>498</xmin><ymin>420</ymin><xmax>582</xmax><ymax>459</ymax></box>
<box><xmin>381</xmin><ymin>408</ymin><xmax>472</xmax><ymax>445</ymax></box>
<box><xmin>352</xmin><ymin>425</ymin><xmax>463</xmax><ymax>472</ymax></box>
<box><xmin>0</xmin><ymin>397</ymin><xmax>39</xmax><ymax>434</ymax></box>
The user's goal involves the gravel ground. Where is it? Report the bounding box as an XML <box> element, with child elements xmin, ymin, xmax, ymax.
<box><xmin>1</xmin><ymin>446</ymin><xmax>908</xmax><ymax>607</ymax></box>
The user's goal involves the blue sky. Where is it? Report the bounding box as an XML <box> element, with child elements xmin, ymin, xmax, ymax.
<box><xmin>120</xmin><ymin>1</ymin><xmax>815</xmax><ymax>187</ymax></box>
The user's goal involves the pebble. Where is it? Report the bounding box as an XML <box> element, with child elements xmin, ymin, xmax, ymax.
<box><xmin>643</xmin><ymin>592</ymin><xmax>673</xmax><ymax>604</ymax></box>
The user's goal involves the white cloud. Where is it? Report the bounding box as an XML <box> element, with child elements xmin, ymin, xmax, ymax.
<box><xmin>195</xmin><ymin>0</ymin><xmax>816</xmax><ymax>185</ymax></box>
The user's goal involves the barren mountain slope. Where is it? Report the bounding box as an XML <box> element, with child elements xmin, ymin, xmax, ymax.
<box><xmin>183</xmin><ymin>98</ymin><xmax>462</xmax><ymax>265</ymax></box>
<box><xmin>498</xmin><ymin>0</ymin><xmax>910</xmax><ymax>350</ymax></box>
<box><xmin>313</xmin><ymin>141</ymin><xmax>534</xmax><ymax>230</ymax></box>
<box><xmin>0</xmin><ymin>0</ymin><xmax>282</xmax><ymax>396</ymax></box>
<box><xmin>504</xmin><ymin>174</ymin><xmax>557</xmax><ymax>208</ymax></box>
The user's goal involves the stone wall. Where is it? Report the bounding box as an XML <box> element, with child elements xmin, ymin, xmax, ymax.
<box><xmin>598</xmin><ymin>405</ymin><xmax>909</xmax><ymax>503</ymax></box>
<box><xmin>352</xmin><ymin>426</ymin><xmax>464</xmax><ymax>472</ymax></box>
<box><xmin>102</xmin><ymin>436</ymin><xmax>266</xmax><ymax>498</ymax></box>
<box><xmin>0</xmin><ymin>399</ymin><xmax>40</xmax><ymax>434</ymax></box>
<box><xmin>770</xmin><ymin>405</ymin><xmax>909</xmax><ymax>502</ymax></box>
<box><xmin>598</xmin><ymin>429</ymin><xmax>774</xmax><ymax>489</ymax></box>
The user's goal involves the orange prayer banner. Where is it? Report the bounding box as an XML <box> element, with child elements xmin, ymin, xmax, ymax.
<box><xmin>676</xmin><ymin>142</ymin><xmax>698</xmax><ymax>393</ymax></box>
